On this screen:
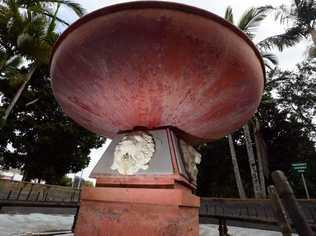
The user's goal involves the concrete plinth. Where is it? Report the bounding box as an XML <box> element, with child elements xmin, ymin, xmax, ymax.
<box><xmin>74</xmin><ymin>186</ymin><xmax>199</xmax><ymax>236</ymax></box>
<box><xmin>74</xmin><ymin>128</ymin><xmax>200</xmax><ymax>235</ymax></box>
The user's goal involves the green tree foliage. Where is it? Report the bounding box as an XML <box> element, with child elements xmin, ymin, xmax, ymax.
<box><xmin>224</xmin><ymin>6</ymin><xmax>278</xmax><ymax>71</ymax></box>
<box><xmin>0</xmin><ymin>0</ymin><xmax>84</xmax><ymax>126</ymax></box>
<box><xmin>0</xmin><ymin>0</ymin><xmax>84</xmax><ymax>73</ymax></box>
<box><xmin>202</xmin><ymin>5</ymin><xmax>315</xmax><ymax>199</ymax></box>
<box><xmin>58</xmin><ymin>176</ymin><xmax>94</xmax><ymax>187</ymax></box>
<box><xmin>0</xmin><ymin>1</ymin><xmax>105</xmax><ymax>184</ymax></box>
<box><xmin>259</xmin><ymin>101</ymin><xmax>315</xmax><ymax>198</ymax></box>
<box><xmin>223</xmin><ymin>6</ymin><xmax>278</xmax><ymax>199</ymax></box>
<box><xmin>259</xmin><ymin>0</ymin><xmax>316</xmax><ymax>51</ymax></box>
<box><xmin>58</xmin><ymin>176</ymin><xmax>73</xmax><ymax>187</ymax></box>
<box><xmin>197</xmin><ymin>137</ymin><xmax>252</xmax><ymax>198</ymax></box>
<box><xmin>0</xmin><ymin>65</ymin><xmax>104</xmax><ymax>183</ymax></box>
<box><xmin>266</xmin><ymin>60</ymin><xmax>316</xmax><ymax>137</ymax></box>
<box><xmin>197</xmin><ymin>60</ymin><xmax>316</xmax><ymax>198</ymax></box>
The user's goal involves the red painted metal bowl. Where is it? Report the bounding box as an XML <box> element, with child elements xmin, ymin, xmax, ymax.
<box><xmin>50</xmin><ymin>1</ymin><xmax>264</xmax><ymax>141</ymax></box>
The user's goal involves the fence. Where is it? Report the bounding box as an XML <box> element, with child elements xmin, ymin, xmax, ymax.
<box><xmin>1</xmin><ymin>172</ymin><xmax>316</xmax><ymax>236</ymax></box>
<box><xmin>0</xmin><ymin>179</ymin><xmax>80</xmax><ymax>203</ymax></box>
<box><xmin>200</xmin><ymin>198</ymin><xmax>316</xmax><ymax>224</ymax></box>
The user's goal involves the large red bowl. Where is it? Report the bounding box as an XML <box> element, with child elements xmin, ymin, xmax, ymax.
<box><xmin>50</xmin><ymin>1</ymin><xmax>264</xmax><ymax>141</ymax></box>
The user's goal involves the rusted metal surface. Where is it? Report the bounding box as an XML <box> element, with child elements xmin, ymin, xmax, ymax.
<box><xmin>50</xmin><ymin>1</ymin><xmax>265</xmax><ymax>141</ymax></box>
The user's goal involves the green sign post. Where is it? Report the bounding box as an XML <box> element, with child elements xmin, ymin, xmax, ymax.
<box><xmin>291</xmin><ymin>162</ymin><xmax>310</xmax><ymax>199</ymax></box>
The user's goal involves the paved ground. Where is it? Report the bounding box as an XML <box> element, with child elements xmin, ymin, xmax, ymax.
<box><xmin>0</xmin><ymin>213</ymin><xmax>73</xmax><ymax>236</ymax></box>
<box><xmin>0</xmin><ymin>213</ymin><xmax>297</xmax><ymax>236</ymax></box>
<box><xmin>200</xmin><ymin>224</ymin><xmax>291</xmax><ymax>236</ymax></box>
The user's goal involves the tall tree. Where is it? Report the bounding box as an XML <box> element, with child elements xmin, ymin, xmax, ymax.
<box><xmin>0</xmin><ymin>0</ymin><xmax>84</xmax><ymax>127</ymax></box>
<box><xmin>0</xmin><ymin>64</ymin><xmax>105</xmax><ymax>183</ymax></box>
<box><xmin>197</xmin><ymin>138</ymin><xmax>252</xmax><ymax>198</ymax></box>
<box><xmin>265</xmin><ymin>60</ymin><xmax>316</xmax><ymax>138</ymax></box>
<box><xmin>257</xmin><ymin>60</ymin><xmax>315</xmax><ymax>197</ymax></box>
<box><xmin>224</xmin><ymin>6</ymin><xmax>278</xmax><ymax>198</ymax></box>
<box><xmin>227</xmin><ymin>134</ymin><xmax>247</xmax><ymax>199</ymax></box>
<box><xmin>309</xmin><ymin>30</ymin><xmax>316</xmax><ymax>58</ymax></box>
<box><xmin>258</xmin><ymin>101</ymin><xmax>315</xmax><ymax>198</ymax></box>
<box><xmin>258</xmin><ymin>0</ymin><xmax>316</xmax><ymax>52</ymax></box>
<box><xmin>197</xmin><ymin>61</ymin><xmax>315</xmax><ymax>198</ymax></box>
<box><xmin>2</xmin><ymin>0</ymin><xmax>84</xmax><ymax>25</ymax></box>
<box><xmin>242</xmin><ymin>124</ymin><xmax>261</xmax><ymax>198</ymax></box>
<box><xmin>0</xmin><ymin>0</ymin><xmax>105</xmax><ymax>183</ymax></box>
<box><xmin>197</xmin><ymin>4</ymin><xmax>315</xmax><ymax>199</ymax></box>
<box><xmin>252</xmin><ymin>117</ymin><xmax>268</xmax><ymax>198</ymax></box>
<box><xmin>224</xmin><ymin>6</ymin><xmax>278</xmax><ymax>70</ymax></box>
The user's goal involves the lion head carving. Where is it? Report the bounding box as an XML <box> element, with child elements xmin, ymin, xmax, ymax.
<box><xmin>111</xmin><ymin>131</ymin><xmax>155</xmax><ymax>175</ymax></box>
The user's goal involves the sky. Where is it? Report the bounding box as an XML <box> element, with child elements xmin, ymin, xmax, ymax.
<box><xmin>61</xmin><ymin>0</ymin><xmax>311</xmax><ymax>181</ymax></box>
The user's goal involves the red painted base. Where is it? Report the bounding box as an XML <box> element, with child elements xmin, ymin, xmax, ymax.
<box><xmin>74</xmin><ymin>187</ymin><xmax>200</xmax><ymax>236</ymax></box>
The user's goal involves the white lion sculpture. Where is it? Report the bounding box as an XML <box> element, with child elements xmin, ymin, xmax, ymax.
<box><xmin>111</xmin><ymin>131</ymin><xmax>155</xmax><ymax>175</ymax></box>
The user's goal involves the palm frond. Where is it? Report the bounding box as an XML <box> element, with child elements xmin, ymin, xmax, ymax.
<box><xmin>26</xmin><ymin>14</ymin><xmax>48</xmax><ymax>38</ymax></box>
<box><xmin>275</xmin><ymin>1</ymin><xmax>316</xmax><ymax>31</ymax></box>
<box><xmin>47</xmin><ymin>3</ymin><xmax>60</xmax><ymax>37</ymax></box>
<box><xmin>37</xmin><ymin>0</ymin><xmax>85</xmax><ymax>17</ymax></box>
<box><xmin>262</xmin><ymin>52</ymin><xmax>278</xmax><ymax>65</ymax></box>
<box><xmin>14</xmin><ymin>0</ymin><xmax>84</xmax><ymax>22</ymax></box>
<box><xmin>237</xmin><ymin>6</ymin><xmax>273</xmax><ymax>39</ymax></box>
<box><xmin>261</xmin><ymin>52</ymin><xmax>278</xmax><ymax>71</ymax></box>
<box><xmin>42</xmin><ymin>10</ymin><xmax>69</xmax><ymax>25</ymax></box>
<box><xmin>274</xmin><ymin>4</ymin><xmax>296</xmax><ymax>24</ymax></box>
<box><xmin>5</xmin><ymin>55</ymin><xmax>22</xmax><ymax>69</ymax></box>
<box><xmin>257</xmin><ymin>25</ymin><xmax>306</xmax><ymax>51</ymax></box>
<box><xmin>224</xmin><ymin>6</ymin><xmax>234</xmax><ymax>24</ymax></box>
<box><xmin>1</xmin><ymin>65</ymin><xmax>22</xmax><ymax>79</ymax></box>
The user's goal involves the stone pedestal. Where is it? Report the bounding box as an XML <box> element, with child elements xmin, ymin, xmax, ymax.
<box><xmin>74</xmin><ymin>128</ymin><xmax>201</xmax><ymax>235</ymax></box>
<box><xmin>75</xmin><ymin>186</ymin><xmax>199</xmax><ymax>235</ymax></box>
<box><xmin>50</xmin><ymin>3</ymin><xmax>265</xmax><ymax>235</ymax></box>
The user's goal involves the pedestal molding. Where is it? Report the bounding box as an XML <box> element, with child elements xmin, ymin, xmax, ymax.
<box><xmin>80</xmin><ymin>187</ymin><xmax>200</xmax><ymax>208</ymax></box>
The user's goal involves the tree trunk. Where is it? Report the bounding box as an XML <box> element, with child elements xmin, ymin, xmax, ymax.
<box><xmin>309</xmin><ymin>29</ymin><xmax>316</xmax><ymax>58</ymax></box>
<box><xmin>228</xmin><ymin>134</ymin><xmax>247</xmax><ymax>199</ymax></box>
<box><xmin>311</xmin><ymin>29</ymin><xmax>316</xmax><ymax>44</ymax></box>
<box><xmin>243</xmin><ymin>123</ymin><xmax>261</xmax><ymax>198</ymax></box>
<box><xmin>1</xmin><ymin>65</ymin><xmax>37</xmax><ymax>127</ymax></box>
<box><xmin>253</xmin><ymin>118</ymin><xmax>267</xmax><ymax>198</ymax></box>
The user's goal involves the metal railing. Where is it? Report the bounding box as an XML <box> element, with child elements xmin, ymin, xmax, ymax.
<box><xmin>0</xmin><ymin>179</ymin><xmax>80</xmax><ymax>203</ymax></box>
<box><xmin>1</xmin><ymin>171</ymin><xmax>315</xmax><ymax>236</ymax></box>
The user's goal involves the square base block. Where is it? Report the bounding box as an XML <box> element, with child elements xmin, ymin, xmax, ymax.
<box><xmin>74</xmin><ymin>187</ymin><xmax>200</xmax><ymax>236</ymax></box>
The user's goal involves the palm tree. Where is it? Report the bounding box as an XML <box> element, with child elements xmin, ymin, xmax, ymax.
<box><xmin>224</xmin><ymin>6</ymin><xmax>279</xmax><ymax>70</ymax></box>
<box><xmin>0</xmin><ymin>53</ymin><xmax>22</xmax><ymax>80</ymax></box>
<box><xmin>4</xmin><ymin>0</ymin><xmax>85</xmax><ymax>25</ymax></box>
<box><xmin>252</xmin><ymin>117</ymin><xmax>268</xmax><ymax>198</ymax></box>
<box><xmin>258</xmin><ymin>0</ymin><xmax>316</xmax><ymax>53</ymax></box>
<box><xmin>227</xmin><ymin>134</ymin><xmax>247</xmax><ymax>199</ymax></box>
<box><xmin>224</xmin><ymin>6</ymin><xmax>279</xmax><ymax>198</ymax></box>
<box><xmin>242</xmin><ymin>123</ymin><xmax>262</xmax><ymax>198</ymax></box>
<box><xmin>0</xmin><ymin>0</ymin><xmax>85</xmax><ymax>127</ymax></box>
<box><xmin>309</xmin><ymin>30</ymin><xmax>316</xmax><ymax>57</ymax></box>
